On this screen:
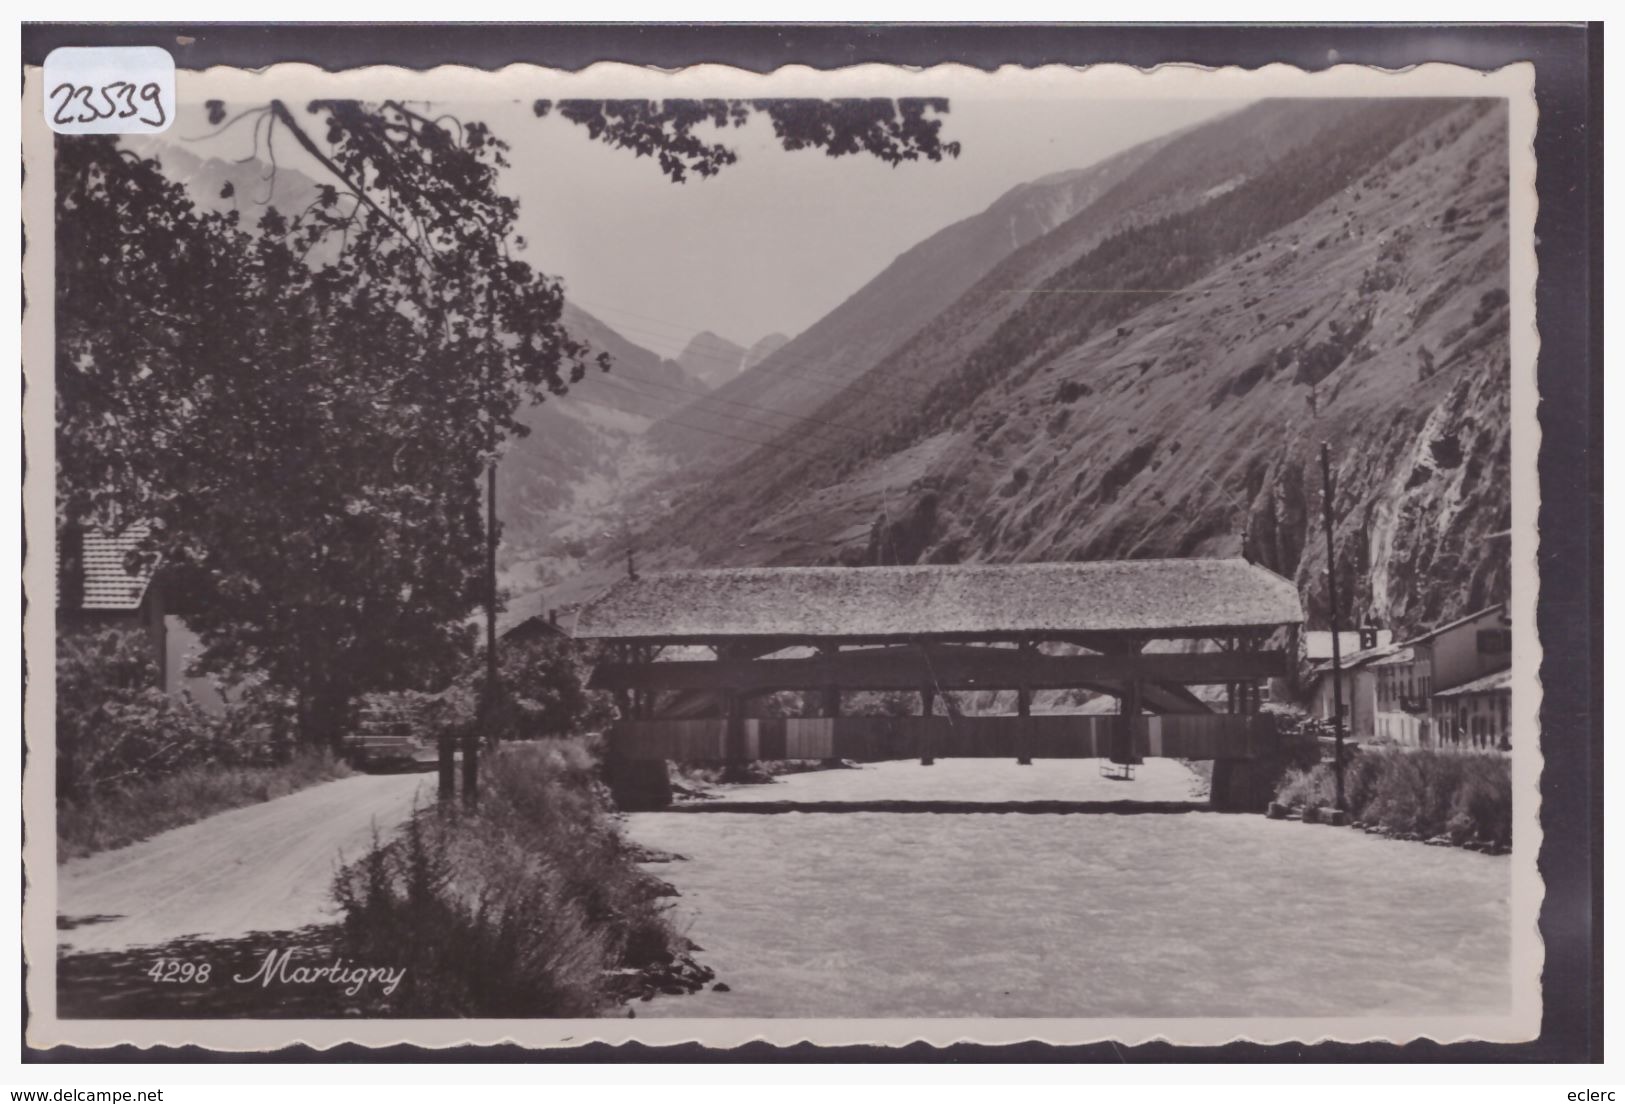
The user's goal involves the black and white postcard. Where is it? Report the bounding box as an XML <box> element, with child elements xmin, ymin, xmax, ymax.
<box><xmin>22</xmin><ymin>51</ymin><xmax>1546</xmax><ymax>1052</ymax></box>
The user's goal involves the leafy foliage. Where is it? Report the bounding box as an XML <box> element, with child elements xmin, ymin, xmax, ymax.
<box><xmin>56</xmin><ymin>116</ymin><xmax>598</xmax><ymax>744</ymax></box>
<box><xmin>417</xmin><ymin>635</ymin><xmax>616</xmax><ymax>743</ymax></box>
<box><xmin>56</xmin><ymin>96</ymin><xmax>962</xmax><ymax>746</ymax></box>
<box><xmin>55</xmin><ymin>622</ymin><xmax>348</xmax><ymax>853</ymax></box>
<box><xmin>534</xmin><ymin>97</ymin><xmax>960</xmax><ymax>182</ymax></box>
<box><xmin>56</xmin><ymin>625</ymin><xmax>216</xmax><ymax>800</ymax></box>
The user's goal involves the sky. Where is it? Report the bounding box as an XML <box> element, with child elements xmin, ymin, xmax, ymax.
<box><xmin>157</xmin><ymin>95</ymin><xmax>1240</xmax><ymax>360</ymax></box>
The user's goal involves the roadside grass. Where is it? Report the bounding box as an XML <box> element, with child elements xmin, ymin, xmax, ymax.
<box><xmin>332</xmin><ymin>738</ymin><xmax>706</xmax><ymax>1017</ymax></box>
<box><xmin>1275</xmin><ymin>746</ymin><xmax>1511</xmax><ymax>850</ymax></box>
<box><xmin>57</xmin><ymin>750</ymin><xmax>352</xmax><ymax>862</ymax></box>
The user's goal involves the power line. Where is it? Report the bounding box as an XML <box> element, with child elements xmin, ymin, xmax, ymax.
<box><xmin>585</xmin><ymin>363</ymin><xmax>883</xmax><ymax>443</ymax></box>
<box><xmin>566</xmin><ymin>296</ymin><xmax>940</xmax><ymax>400</ymax></box>
<box><xmin>580</xmin><ymin>371</ymin><xmax>872</xmax><ymax>450</ymax></box>
<box><xmin>572</xmin><ymin>314</ymin><xmax>1262</xmax><ymax>537</ymax></box>
<box><xmin>561</xmin><ymin>391</ymin><xmax>831</xmax><ymax>463</ymax></box>
<box><xmin>565</xmin><ymin>258</ymin><xmax>1343</xmax><ymax>527</ymax></box>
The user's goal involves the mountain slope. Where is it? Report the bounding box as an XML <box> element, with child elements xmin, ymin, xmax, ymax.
<box><xmin>494</xmin><ymin>304</ymin><xmax>706</xmax><ymax>586</ymax></box>
<box><xmin>558</xmin><ymin>303</ymin><xmax>709</xmax><ymax>419</ymax></box>
<box><xmin>648</xmin><ymin>98</ymin><xmax>1511</xmax><ymax>638</ymax></box>
<box><xmin>643</xmin><ymin>131</ymin><xmax>1188</xmax><ymax>463</ymax></box>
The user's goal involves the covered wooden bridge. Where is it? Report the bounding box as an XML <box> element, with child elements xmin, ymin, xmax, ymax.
<box><xmin>574</xmin><ymin>557</ymin><xmax>1305</xmax><ymax>810</ymax></box>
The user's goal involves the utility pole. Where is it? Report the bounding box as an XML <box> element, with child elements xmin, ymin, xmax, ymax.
<box><xmin>467</xmin><ymin>455</ymin><xmax>494</xmax><ymax>810</ymax></box>
<box><xmin>468</xmin><ymin>290</ymin><xmax>501</xmax><ymax>812</ymax></box>
<box><xmin>1319</xmin><ymin>442</ymin><xmax>1346</xmax><ymax>812</ymax></box>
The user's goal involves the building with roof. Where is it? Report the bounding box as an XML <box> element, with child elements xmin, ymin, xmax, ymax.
<box><xmin>1365</xmin><ymin>604</ymin><xmax>1512</xmax><ymax>748</ymax></box>
<box><xmin>56</xmin><ymin>524</ymin><xmax>228</xmax><ymax>711</ymax></box>
<box><xmin>1305</xmin><ymin>604</ymin><xmax>1513</xmax><ymax>749</ymax></box>
<box><xmin>1430</xmin><ymin>667</ymin><xmax>1513</xmax><ymax>750</ymax></box>
<box><xmin>1372</xmin><ymin>645</ymin><xmax>1429</xmax><ymax>745</ymax></box>
<box><xmin>1306</xmin><ymin>641</ymin><xmax>1393</xmax><ymax>740</ymax></box>
<box><xmin>1304</xmin><ymin>627</ymin><xmax>1393</xmax><ymax>662</ymax></box>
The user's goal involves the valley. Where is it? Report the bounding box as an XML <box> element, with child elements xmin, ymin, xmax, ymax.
<box><xmin>508</xmin><ymin>97</ymin><xmax>1511</xmax><ymax>644</ymax></box>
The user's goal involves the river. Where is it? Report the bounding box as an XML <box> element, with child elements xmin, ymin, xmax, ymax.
<box><xmin>625</xmin><ymin>759</ymin><xmax>1510</xmax><ymax>1019</ymax></box>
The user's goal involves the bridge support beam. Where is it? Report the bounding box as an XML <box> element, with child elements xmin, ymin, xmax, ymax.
<box><xmin>603</xmin><ymin>755</ymin><xmax>673</xmax><ymax>811</ymax></box>
<box><xmin>1211</xmin><ymin>757</ymin><xmax>1272</xmax><ymax>813</ymax></box>
<box><xmin>1016</xmin><ymin>680</ymin><xmax>1033</xmax><ymax>766</ymax></box>
<box><xmin>820</xmin><ymin>645</ymin><xmax>842</xmax><ymax>768</ymax></box>
<box><xmin>1016</xmin><ymin>641</ymin><xmax>1034</xmax><ymax>766</ymax></box>
<box><xmin>1111</xmin><ymin>681</ymin><xmax>1143</xmax><ymax>765</ymax></box>
<box><xmin>920</xmin><ymin>685</ymin><xmax>935</xmax><ymax>766</ymax></box>
<box><xmin>722</xmin><ymin>692</ymin><xmax>749</xmax><ymax>782</ymax></box>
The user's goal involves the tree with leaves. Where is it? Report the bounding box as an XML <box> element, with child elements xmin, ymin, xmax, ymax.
<box><xmin>55</xmin><ymin>97</ymin><xmax>959</xmax><ymax>748</ymax></box>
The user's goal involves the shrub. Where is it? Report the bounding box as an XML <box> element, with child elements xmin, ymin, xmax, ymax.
<box><xmin>1276</xmin><ymin>765</ymin><xmax>1337</xmax><ymax>811</ymax></box>
<box><xmin>415</xmin><ymin>636</ymin><xmax>617</xmax><ymax>746</ymax></box>
<box><xmin>56</xmin><ymin>625</ymin><xmax>227</xmax><ymax>801</ymax></box>
<box><xmin>1445</xmin><ymin>753</ymin><xmax>1513</xmax><ymax>848</ymax></box>
<box><xmin>53</xmin><ymin>625</ymin><xmax>350</xmax><ymax>858</ymax></box>
<box><xmin>1273</xmin><ymin>746</ymin><xmax>1510</xmax><ymax>848</ymax></box>
<box><xmin>332</xmin><ymin>739</ymin><xmax>691</xmax><ymax>1016</ymax></box>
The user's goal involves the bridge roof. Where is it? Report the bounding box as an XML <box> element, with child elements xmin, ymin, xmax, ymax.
<box><xmin>573</xmin><ymin>557</ymin><xmax>1303</xmax><ymax>644</ymax></box>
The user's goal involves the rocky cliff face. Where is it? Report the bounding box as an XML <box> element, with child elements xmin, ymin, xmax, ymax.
<box><xmin>647</xmin><ymin>98</ymin><xmax>1511</xmax><ymax>639</ymax></box>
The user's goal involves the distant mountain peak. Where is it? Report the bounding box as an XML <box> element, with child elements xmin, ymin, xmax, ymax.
<box><xmin>677</xmin><ymin>331</ymin><xmax>749</xmax><ymax>389</ymax></box>
<box><xmin>743</xmin><ymin>333</ymin><xmax>791</xmax><ymax>372</ymax></box>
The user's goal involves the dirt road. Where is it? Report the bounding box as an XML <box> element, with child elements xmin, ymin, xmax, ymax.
<box><xmin>56</xmin><ymin>772</ymin><xmax>430</xmax><ymax>954</ymax></box>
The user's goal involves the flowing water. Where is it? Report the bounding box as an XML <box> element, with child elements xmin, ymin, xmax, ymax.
<box><xmin>626</xmin><ymin>760</ymin><xmax>1510</xmax><ymax>1019</ymax></box>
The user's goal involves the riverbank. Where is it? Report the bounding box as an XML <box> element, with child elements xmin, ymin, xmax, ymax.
<box><xmin>1274</xmin><ymin>746</ymin><xmax>1512</xmax><ymax>853</ymax></box>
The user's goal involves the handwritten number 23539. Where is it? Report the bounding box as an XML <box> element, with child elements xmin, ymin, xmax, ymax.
<box><xmin>50</xmin><ymin>81</ymin><xmax>167</xmax><ymax>128</ymax></box>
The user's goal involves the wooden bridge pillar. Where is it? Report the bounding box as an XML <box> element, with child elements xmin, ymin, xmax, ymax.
<box><xmin>1016</xmin><ymin>640</ymin><xmax>1034</xmax><ymax>765</ymax></box>
<box><xmin>437</xmin><ymin>731</ymin><xmax>455</xmax><ymax>806</ymax></box>
<box><xmin>819</xmin><ymin>645</ymin><xmax>842</xmax><ymax>767</ymax></box>
<box><xmin>1110</xmin><ymin>680</ymin><xmax>1142</xmax><ymax>765</ymax></box>
<box><xmin>722</xmin><ymin>691</ymin><xmax>749</xmax><ymax>782</ymax></box>
<box><xmin>599</xmin><ymin>644</ymin><xmax>673</xmax><ymax>811</ymax></box>
<box><xmin>1210</xmin><ymin>712</ymin><xmax>1282</xmax><ymax>813</ymax></box>
<box><xmin>919</xmin><ymin>685</ymin><xmax>936</xmax><ymax>765</ymax></box>
<box><xmin>1016</xmin><ymin>681</ymin><xmax>1033</xmax><ymax>765</ymax></box>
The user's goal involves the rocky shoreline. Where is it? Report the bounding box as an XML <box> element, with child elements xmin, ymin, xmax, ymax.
<box><xmin>1267</xmin><ymin>801</ymin><xmax>1512</xmax><ymax>855</ymax></box>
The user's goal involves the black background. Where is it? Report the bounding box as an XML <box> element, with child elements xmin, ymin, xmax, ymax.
<box><xmin>21</xmin><ymin>21</ymin><xmax>1603</xmax><ymax>1065</ymax></box>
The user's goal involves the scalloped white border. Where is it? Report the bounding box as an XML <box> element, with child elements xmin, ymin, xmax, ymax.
<box><xmin>20</xmin><ymin>57</ymin><xmax>1543</xmax><ymax>1052</ymax></box>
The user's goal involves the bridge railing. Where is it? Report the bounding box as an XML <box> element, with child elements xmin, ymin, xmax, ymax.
<box><xmin>607</xmin><ymin>712</ymin><xmax>1281</xmax><ymax>763</ymax></box>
